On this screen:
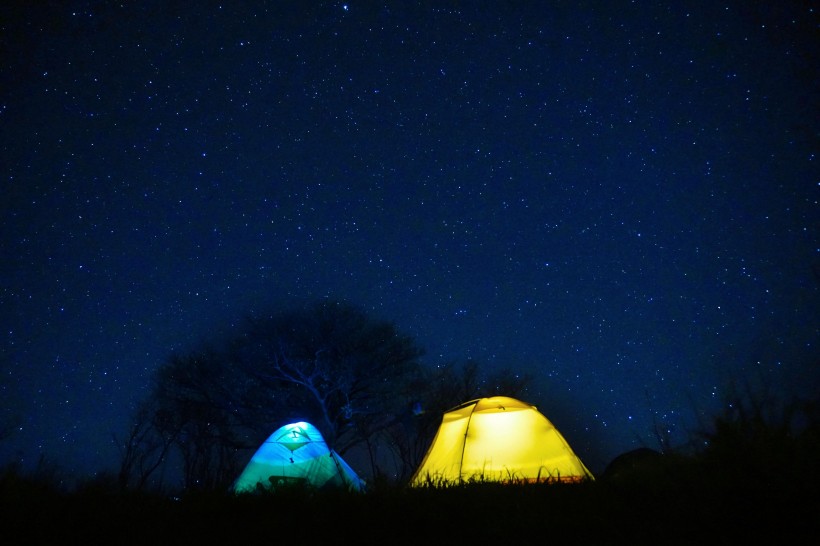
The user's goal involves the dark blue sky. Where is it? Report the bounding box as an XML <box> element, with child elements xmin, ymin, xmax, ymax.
<box><xmin>2</xmin><ymin>1</ymin><xmax>817</xmax><ymax>479</ymax></box>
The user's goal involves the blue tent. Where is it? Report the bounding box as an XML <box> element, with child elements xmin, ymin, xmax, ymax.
<box><xmin>232</xmin><ymin>421</ymin><xmax>366</xmax><ymax>493</ymax></box>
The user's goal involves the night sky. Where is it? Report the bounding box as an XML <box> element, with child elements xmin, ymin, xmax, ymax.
<box><xmin>2</xmin><ymin>1</ymin><xmax>818</xmax><ymax>481</ymax></box>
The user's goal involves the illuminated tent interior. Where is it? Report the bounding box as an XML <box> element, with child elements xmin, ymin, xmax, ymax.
<box><xmin>410</xmin><ymin>396</ymin><xmax>594</xmax><ymax>486</ymax></box>
<box><xmin>232</xmin><ymin>421</ymin><xmax>366</xmax><ymax>493</ymax></box>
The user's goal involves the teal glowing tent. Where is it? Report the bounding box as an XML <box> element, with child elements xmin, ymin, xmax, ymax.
<box><xmin>232</xmin><ymin>421</ymin><xmax>366</xmax><ymax>493</ymax></box>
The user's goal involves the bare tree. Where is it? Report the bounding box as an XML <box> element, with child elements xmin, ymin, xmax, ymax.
<box><xmin>149</xmin><ymin>350</ymin><xmax>267</xmax><ymax>491</ymax></box>
<box><xmin>115</xmin><ymin>399</ymin><xmax>175</xmax><ymax>491</ymax></box>
<box><xmin>132</xmin><ymin>300</ymin><xmax>425</xmax><ymax>489</ymax></box>
<box><xmin>231</xmin><ymin>300</ymin><xmax>425</xmax><ymax>455</ymax></box>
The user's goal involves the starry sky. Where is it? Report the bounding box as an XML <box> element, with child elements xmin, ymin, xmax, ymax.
<box><xmin>1</xmin><ymin>1</ymin><xmax>818</xmax><ymax>480</ymax></box>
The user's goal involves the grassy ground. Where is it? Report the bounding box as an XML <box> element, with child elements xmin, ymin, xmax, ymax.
<box><xmin>3</xmin><ymin>464</ymin><xmax>818</xmax><ymax>545</ymax></box>
<box><xmin>5</xmin><ymin>394</ymin><xmax>819</xmax><ymax>544</ymax></box>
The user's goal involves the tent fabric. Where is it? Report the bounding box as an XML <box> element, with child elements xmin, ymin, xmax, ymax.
<box><xmin>232</xmin><ymin>421</ymin><xmax>366</xmax><ymax>493</ymax></box>
<box><xmin>410</xmin><ymin>396</ymin><xmax>594</xmax><ymax>485</ymax></box>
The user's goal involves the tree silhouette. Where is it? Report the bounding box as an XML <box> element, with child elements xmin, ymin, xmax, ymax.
<box><xmin>230</xmin><ymin>300</ymin><xmax>425</xmax><ymax>455</ymax></box>
<box><xmin>135</xmin><ymin>300</ymin><xmax>425</xmax><ymax>488</ymax></box>
<box><xmin>115</xmin><ymin>397</ymin><xmax>176</xmax><ymax>491</ymax></box>
<box><xmin>148</xmin><ymin>349</ymin><xmax>265</xmax><ymax>490</ymax></box>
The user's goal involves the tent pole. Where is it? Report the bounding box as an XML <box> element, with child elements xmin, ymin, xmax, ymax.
<box><xmin>457</xmin><ymin>402</ymin><xmax>478</xmax><ymax>485</ymax></box>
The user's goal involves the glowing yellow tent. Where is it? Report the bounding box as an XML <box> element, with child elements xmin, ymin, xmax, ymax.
<box><xmin>410</xmin><ymin>396</ymin><xmax>594</xmax><ymax>486</ymax></box>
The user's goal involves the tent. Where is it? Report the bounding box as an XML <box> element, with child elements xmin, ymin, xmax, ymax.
<box><xmin>410</xmin><ymin>396</ymin><xmax>594</xmax><ymax>486</ymax></box>
<box><xmin>232</xmin><ymin>421</ymin><xmax>366</xmax><ymax>493</ymax></box>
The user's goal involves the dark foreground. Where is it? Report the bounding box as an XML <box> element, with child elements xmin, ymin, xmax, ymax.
<box><xmin>2</xmin><ymin>468</ymin><xmax>818</xmax><ymax>545</ymax></box>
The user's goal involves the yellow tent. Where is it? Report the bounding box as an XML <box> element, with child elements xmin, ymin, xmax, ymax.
<box><xmin>410</xmin><ymin>396</ymin><xmax>594</xmax><ymax>486</ymax></box>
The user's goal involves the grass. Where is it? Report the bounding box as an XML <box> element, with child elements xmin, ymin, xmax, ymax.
<box><xmin>2</xmin><ymin>459</ymin><xmax>818</xmax><ymax>545</ymax></box>
<box><xmin>3</xmin><ymin>391</ymin><xmax>819</xmax><ymax>544</ymax></box>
